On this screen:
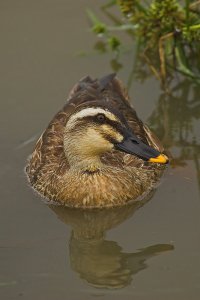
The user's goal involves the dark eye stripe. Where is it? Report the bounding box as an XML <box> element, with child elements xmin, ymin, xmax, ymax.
<box><xmin>72</xmin><ymin>114</ymin><xmax>127</xmax><ymax>137</ymax></box>
<box><xmin>102</xmin><ymin>118</ymin><xmax>126</xmax><ymax>135</ymax></box>
<box><xmin>77</xmin><ymin>114</ymin><xmax>117</xmax><ymax>125</ymax></box>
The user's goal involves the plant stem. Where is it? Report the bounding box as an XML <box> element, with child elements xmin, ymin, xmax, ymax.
<box><xmin>185</xmin><ymin>0</ymin><xmax>190</xmax><ymax>30</ymax></box>
<box><xmin>189</xmin><ymin>24</ymin><xmax>200</xmax><ymax>30</ymax></box>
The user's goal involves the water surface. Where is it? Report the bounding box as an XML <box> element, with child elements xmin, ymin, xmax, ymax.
<box><xmin>0</xmin><ymin>1</ymin><xmax>200</xmax><ymax>299</ymax></box>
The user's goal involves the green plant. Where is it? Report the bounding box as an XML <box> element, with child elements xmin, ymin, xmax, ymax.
<box><xmin>87</xmin><ymin>0</ymin><xmax>200</xmax><ymax>85</ymax></box>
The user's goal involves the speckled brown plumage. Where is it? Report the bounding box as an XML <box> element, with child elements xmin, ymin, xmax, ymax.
<box><xmin>26</xmin><ymin>75</ymin><xmax>166</xmax><ymax>208</ymax></box>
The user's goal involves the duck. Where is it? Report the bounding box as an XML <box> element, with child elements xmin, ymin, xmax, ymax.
<box><xmin>26</xmin><ymin>74</ymin><xmax>168</xmax><ymax>208</ymax></box>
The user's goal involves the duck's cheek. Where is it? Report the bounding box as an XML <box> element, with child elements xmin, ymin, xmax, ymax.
<box><xmin>77</xmin><ymin>129</ymin><xmax>114</xmax><ymax>155</ymax></box>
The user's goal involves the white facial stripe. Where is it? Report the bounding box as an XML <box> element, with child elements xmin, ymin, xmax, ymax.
<box><xmin>66</xmin><ymin>107</ymin><xmax>118</xmax><ymax>129</ymax></box>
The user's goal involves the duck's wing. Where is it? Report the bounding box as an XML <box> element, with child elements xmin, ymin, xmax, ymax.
<box><xmin>26</xmin><ymin>109</ymin><xmax>70</xmax><ymax>185</ymax></box>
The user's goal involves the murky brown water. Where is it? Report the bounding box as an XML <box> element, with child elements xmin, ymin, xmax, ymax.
<box><xmin>1</xmin><ymin>1</ymin><xmax>200</xmax><ymax>299</ymax></box>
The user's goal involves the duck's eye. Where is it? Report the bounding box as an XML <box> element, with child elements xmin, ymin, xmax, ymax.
<box><xmin>96</xmin><ymin>114</ymin><xmax>106</xmax><ymax>123</ymax></box>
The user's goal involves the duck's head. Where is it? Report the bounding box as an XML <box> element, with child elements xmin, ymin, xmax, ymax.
<box><xmin>64</xmin><ymin>103</ymin><xmax>168</xmax><ymax>172</ymax></box>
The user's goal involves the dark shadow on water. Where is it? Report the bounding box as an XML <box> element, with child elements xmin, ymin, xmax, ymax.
<box><xmin>49</xmin><ymin>193</ymin><xmax>174</xmax><ymax>289</ymax></box>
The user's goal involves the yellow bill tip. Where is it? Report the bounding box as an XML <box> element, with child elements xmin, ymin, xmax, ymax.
<box><xmin>148</xmin><ymin>154</ymin><xmax>169</xmax><ymax>164</ymax></box>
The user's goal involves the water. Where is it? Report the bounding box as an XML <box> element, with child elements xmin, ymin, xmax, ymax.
<box><xmin>0</xmin><ymin>1</ymin><xmax>200</xmax><ymax>299</ymax></box>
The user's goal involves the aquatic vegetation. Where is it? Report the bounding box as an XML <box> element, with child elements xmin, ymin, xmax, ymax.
<box><xmin>148</xmin><ymin>78</ymin><xmax>200</xmax><ymax>192</ymax></box>
<box><xmin>87</xmin><ymin>0</ymin><xmax>200</xmax><ymax>85</ymax></box>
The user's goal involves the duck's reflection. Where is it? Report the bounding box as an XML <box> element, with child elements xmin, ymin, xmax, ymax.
<box><xmin>49</xmin><ymin>197</ymin><xmax>174</xmax><ymax>289</ymax></box>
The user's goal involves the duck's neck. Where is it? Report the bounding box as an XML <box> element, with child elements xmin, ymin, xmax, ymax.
<box><xmin>64</xmin><ymin>144</ymin><xmax>104</xmax><ymax>172</ymax></box>
<box><xmin>63</xmin><ymin>133</ymin><xmax>110</xmax><ymax>172</ymax></box>
<box><xmin>71</xmin><ymin>155</ymin><xmax>103</xmax><ymax>173</ymax></box>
